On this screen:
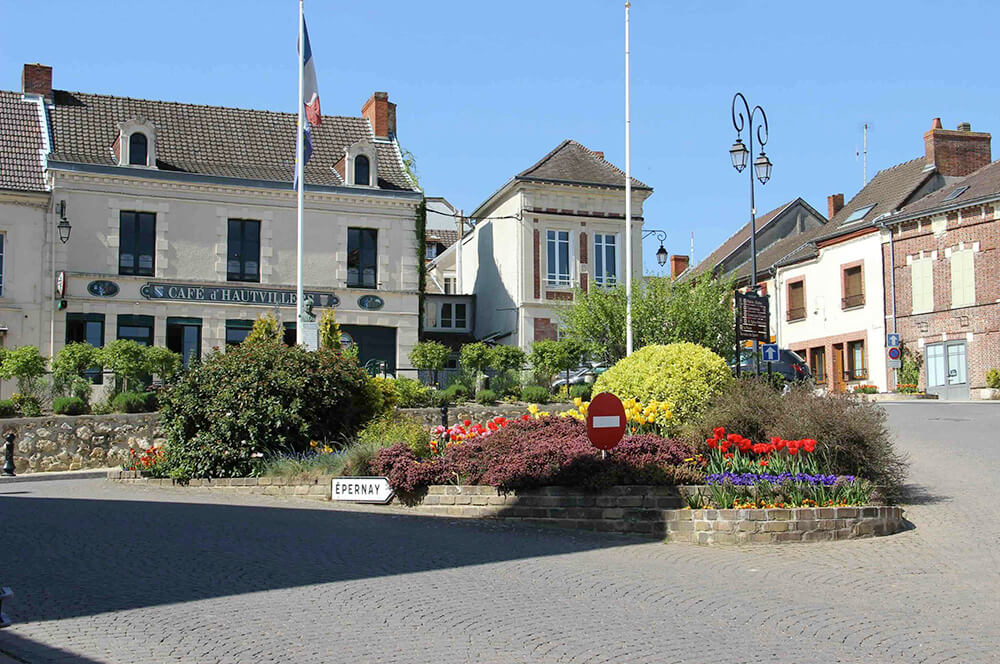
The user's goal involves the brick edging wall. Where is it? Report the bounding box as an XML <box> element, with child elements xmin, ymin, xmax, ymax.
<box><xmin>666</xmin><ymin>506</ymin><xmax>903</xmax><ymax>544</ymax></box>
<box><xmin>107</xmin><ymin>471</ymin><xmax>330</xmax><ymax>500</ymax></box>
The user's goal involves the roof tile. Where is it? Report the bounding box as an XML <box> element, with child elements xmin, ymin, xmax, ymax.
<box><xmin>0</xmin><ymin>90</ymin><xmax>46</xmax><ymax>192</ymax></box>
<box><xmin>516</xmin><ymin>139</ymin><xmax>650</xmax><ymax>190</ymax></box>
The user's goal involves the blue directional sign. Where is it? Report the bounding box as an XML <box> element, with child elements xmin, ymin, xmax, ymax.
<box><xmin>761</xmin><ymin>344</ymin><xmax>780</xmax><ymax>363</ymax></box>
<box><xmin>886</xmin><ymin>333</ymin><xmax>901</xmax><ymax>348</ymax></box>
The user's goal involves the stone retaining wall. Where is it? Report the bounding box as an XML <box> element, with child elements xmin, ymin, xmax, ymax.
<box><xmin>399</xmin><ymin>403</ymin><xmax>574</xmax><ymax>427</ymax></box>
<box><xmin>6</xmin><ymin>413</ymin><xmax>162</xmax><ymax>473</ymax></box>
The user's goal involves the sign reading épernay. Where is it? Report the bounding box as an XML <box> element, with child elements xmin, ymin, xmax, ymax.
<box><xmin>331</xmin><ymin>477</ymin><xmax>394</xmax><ymax>504</ymax></box>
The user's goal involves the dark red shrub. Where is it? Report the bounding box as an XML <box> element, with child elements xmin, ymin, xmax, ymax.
<box><xmin>375</xmin><ymin>417</ymin><xmax>703</xmax><ymax>494</ymax></box>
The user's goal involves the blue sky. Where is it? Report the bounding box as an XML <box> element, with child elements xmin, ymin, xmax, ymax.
<box><xmin>3</xmin><ymin>1</ymin><xmax>998</xmax><ymax>273</ymax></box>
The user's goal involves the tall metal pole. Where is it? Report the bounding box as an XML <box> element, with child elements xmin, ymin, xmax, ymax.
<box><xmin>624</xmin><ymin>0</ymin><xmax>634</xmax><ymax>356</ymax></box>
<box><xmin>295</xmin><ymin>0</ymin><xmax>305</xmax><ymax>345</ymax></box>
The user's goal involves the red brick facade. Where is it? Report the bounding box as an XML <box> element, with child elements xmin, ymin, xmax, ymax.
<box><xmin>885</xmin><ymin>203</ymin><xmax>1000</xmax><ymax>393</ymax></box>
<box><xmin>533</xmin><ymin>317</ymin><xmax>558</xmax><ymax>341</ymax></box>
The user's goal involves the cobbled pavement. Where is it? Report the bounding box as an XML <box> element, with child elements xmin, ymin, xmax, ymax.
<box><xmin>0</xmin><ymin>403</ymin><xmax>998</xmax><ymax>663</ymax></box>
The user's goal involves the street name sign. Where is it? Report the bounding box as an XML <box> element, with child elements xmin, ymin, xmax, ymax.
<box><xmin>587</xmin><ymin>392</ymin><xmax>626</xmax><ymax>451</ymax></box>
<box><xmin>331</xmin><ymin>477</ymin><xmax>394</xmax><ymax>504</ymax></box>
<box><xmin>761</xmin><ymin>344</ymin><xmax>780</xmax><ymax>363</ymax></box>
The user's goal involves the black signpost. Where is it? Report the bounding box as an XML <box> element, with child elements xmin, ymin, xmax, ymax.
<box><xmin>735</xmin><ymin>292</ymin><xmax>770</xmax><ymax>377</ymax></box>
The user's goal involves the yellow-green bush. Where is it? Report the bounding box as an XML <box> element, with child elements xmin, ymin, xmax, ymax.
<box><xmin>592</xmin><ymin>342</ymin><xmax>732</xmax><ymax>430</ymax></box>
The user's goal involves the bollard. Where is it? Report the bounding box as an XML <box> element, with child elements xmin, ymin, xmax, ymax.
<box><xmin>2</xmin><ymin>432</ymin><xmax>14</xmax><ymax>477</ymax></box>
<box><xmin>439</xmin><ymin>403</ymin><xmax>449</xmax><ymax>429</ymax></box>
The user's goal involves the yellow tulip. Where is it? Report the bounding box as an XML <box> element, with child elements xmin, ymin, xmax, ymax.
<box><xmin>574</xmin><ymin>397</ymin><xmax>583</xmax><ymax>407</ymax></box>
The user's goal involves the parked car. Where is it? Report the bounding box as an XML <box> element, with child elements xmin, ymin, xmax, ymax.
<box><xmin>551</xmin><ymin>363</ymin><xmax>607</xmax><ymax>389</ymax></box>
<box><xmin>732</xmin><ymin>348</ymin><xmax>811</xmax><ymax>383</ymax></box>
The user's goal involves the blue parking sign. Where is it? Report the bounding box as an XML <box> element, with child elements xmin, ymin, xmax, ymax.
<box><xmin>761</xmin><ymin>344</ymin><xmax>780</xmax><ymax>362</ymax></box>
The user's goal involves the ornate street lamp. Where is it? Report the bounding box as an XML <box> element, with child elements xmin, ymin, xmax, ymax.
<box><xmin>642</xmin><ymin>229</ymin><xmax>668</xmax><ymax>268</ymax></box>
<box><xmin>57</xmin><ymin>218</ymin><xmax>72</xmax><ymax>244</ymax></box>
<box><xmin>731</xmin><ymin>92</ymin><xmax>772</xmax><ymax>375</ymax></box>
<box><xmin>656</xmin><ymin>243</ymin><xmax>668</xmax><ymax>267</ymax></box>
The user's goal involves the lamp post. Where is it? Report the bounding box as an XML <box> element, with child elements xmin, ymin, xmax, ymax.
<box><xmin>641</xmin><ymin>229</ymin><xmax>669</xmax><ymax>268</ymax></box>
<box><xmin>730</xmin><ymin>93</ymin><xmax>772</xmax><ymax>369</ymax></box>
<box><xmin>49</xmin><ymin>201</ymin><xmax>72</xmax><ymax>358</ymax></box>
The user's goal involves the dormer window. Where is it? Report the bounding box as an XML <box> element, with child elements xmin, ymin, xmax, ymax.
<box><xmin>344</xmin><ymin>139</ymin><xmax>377</xmax><ymax>187</ymax></box>
<box><xmin>354</xmin><ymin>155</ymin><xmax>370</xmax><ymax>186</ymax></box>
<box><xmin>116</xmin><ymin>117</ymin><xmax>157</xmax><ymax>168</ymax></box>
<box><xmin>129</xmin><ymin>133</ymin><xmax>148</xmax><ymax>165</ymax></box>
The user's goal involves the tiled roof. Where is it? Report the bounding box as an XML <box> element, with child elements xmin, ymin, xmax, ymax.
<box><xmin>830</xmin><ymin>157</ymin><xmax>932</xmax><ymax>226</ymax></box>
<box><xmin>516</xmin><ymin>139</ymin><xmax>651</xmax><ymax>190</ymax></box>
<box><xmin>685</xmin><ymin>201</ymin><xmax>794</xmax><ymax>280</ymax></box>
<box><xmin>46</xmin><ymin>90</ymin><xmax>417</xmax><ymax>191</ymax></box>
<box><xmin>426</xmin><ymin>229</ymin><xmax>459</xmax><ymax>248</ymax></box>
<box><xmin>0</xmin><ymin>90</ymin><xmax>46</xmax><ymax>192</ymax></box>
<box><xmin>894</xmin><ymin>158</ymin><xmax>1000</xmax><ymax>219</ymax></box>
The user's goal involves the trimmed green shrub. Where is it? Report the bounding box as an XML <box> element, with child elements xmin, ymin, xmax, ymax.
<box><xmin>159</xmin><ymin>340</ymin><xmax>378</xmax><ymax>479</ymax></box>
<box><xmin>11</xmin><ymin>393</ymin><xmax>41</xmax><ymax>417</ymax></box>
<box><xmin>0</xmin><ymin>399</ymin><xmax>17</xmax><ymax>418</ymax></box>
<box><xmin>318</xmin><ymin>308</ymin><xmax>343</xmax><ymax>351</ymax></box>
<box><xmin>520</xmin><ymin>385</ymin><xmax>550</xmax><ymax>404</ymax></box>
<box><xmin>986</xmin><ymin>368</ymin><xmax>1000</xmax><ymax>389</ymax></box>
<box><xmin>52</xmin><ymin>343</ymin><xmax>101</xmax><ymax>400</ymax></box>
<box><xmin>370</xmin><ymin>376</ymin><xmax>398</xmax><ymax>415</ymax></box>
<box><xmin>111</xmin><ymin>391</ymin><xmax>154</xmax><ymax>413</ymax></box>
<box><xmin>53</xmin><ymin>396</ymin><xmax>88</xmax><ymax>415</ymax></box>
<box><xmin>459</xmin><ymin>342</ymin><xmax>492</xmax><ymax>395</ymax></box>
<box><xmin>144</xmin><ymin>346</ymin><xmax>182</xmax><ymax>382</ymax></box>
<box><xmin>570</xmin><ymin>383</ymin><xmax>593</xmax><ymax>400</ymax></box>
<box><xmin>393</xmin><ymin>377</ymin><xmax>434</xmax><ymax>408</ymax></box>
<box><xmin>593</xmin><ymin>342</ymin><xmax>732</xmax><ymax>431</ymax></box>
<box><xmin>442</xmin><ymin>383</ymin><xmax>469</xmax><ymax>402</ymax></box>
<box><xmin>245</xmin><ymin>312</ymin><xmax>282</xmax><ymax>344</ymax></box>
<box><xmin>476</xmin><ymin>388</ymin><xmax>497</xmax><ymax>405</ymax></box>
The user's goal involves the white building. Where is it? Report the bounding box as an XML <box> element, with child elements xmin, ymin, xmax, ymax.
<box><xmin>5</xmin><ymin>64</ymin><xmax>423</xmax><ymax>379</ymax></box>
<box><xmin>427</xmin><ymin>140</ymin><xmax>651</xmax><ymax>349</ymax></box>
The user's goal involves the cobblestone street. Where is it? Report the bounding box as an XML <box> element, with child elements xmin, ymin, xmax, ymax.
<box><xmin>1</xmin><ymin>403</ymin><xmax>998</xmax><ymax>663</ymax></box>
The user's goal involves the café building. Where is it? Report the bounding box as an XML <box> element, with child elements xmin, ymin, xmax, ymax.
<box><xmin>19</xmin><ymin>64</ymin><xmax>422</xmax><ymax>376</ymax></box>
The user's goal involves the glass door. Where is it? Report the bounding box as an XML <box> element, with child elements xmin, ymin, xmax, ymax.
<box><xmin>926</xmin><ymin>341</ymin><xmax>968</xmax><ymax>400</ymax></box>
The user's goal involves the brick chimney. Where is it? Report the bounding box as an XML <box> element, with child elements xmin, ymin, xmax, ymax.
<box><xmin>924</xmin><ymin>118</ymin><xmax>991</xmax><ymax>177</ymax></box>
<box><xmin>670</xmin><ymin>254</ymin><xmax>689</xmax><ymax>279</ymax></box>
<box><xmin>362</xmin><ymin>92</ymin><xmax>396</xmax><ymax>139</ymax></box>
<box><xmin>22</xmin><ymin>63</ymin><xmax>52</xmax><ymax>100</ymax></box>
<box><xmin>827</xmin><ymin>193</ymin><xmax>844</xmax><ymax>220</ymax></box>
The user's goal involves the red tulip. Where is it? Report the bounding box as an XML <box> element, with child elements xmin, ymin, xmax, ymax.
<box><xmin>707</xmin><ymin>438</ymin><xmax>718</xmax><ymax>449</ymax></box>
<box><xmin>713</xmin><ymin>427</ymin><xmax>726</xmax><ymax>439</ymax></box>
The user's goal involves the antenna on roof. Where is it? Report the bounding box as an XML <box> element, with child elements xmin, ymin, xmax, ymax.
<box><xmin>855</xmin><ymin>123</ymin><xmax>869</xmax><ymax>186</ymax></box>
<box><xmin>690</xmin><ymin>231</ymin><xmax>695</xmax><ymax>265</ymax></box>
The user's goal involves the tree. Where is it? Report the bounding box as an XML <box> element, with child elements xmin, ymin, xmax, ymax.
<box><xmin>100</xmin><ymin>340</ymin><xmax>148</xmax><ymax>393</ymax></box>
<box><xmin>51</xmin><ymin>342</ymin><xmax>101</xmax><ymax>401</ymax></box>
<box><xmin>245</xmin><ymin>312</ymin><xmax>282</xmax><ymax>345</ymax></box>
<box><xmin>318</xmin><ymin>309</ymin><xmax>343</xmax><ymax>351</ymax></box>
<box><xmin>0</xmin><ymin>346</ymin><xmax>47</xmax><ymax>396</ymax></box>
<box><xmin>489</xmin><ymin>345</ymin><xmax>527</xmax><ymax>396</ymax></box>
<box><xmin>530</xmin><ymin>340</ymin><xmax>584</xmax><ymax>389</ymax></box>
<box><xmin>557</xmin><ymin>275</ymin><xmax>735</xmax><ymax>363</ymax></box>
<box><xmin>409</xmin><ymin>341</ymin><xmax>450</xmax><ymax>387</ymax></box>
<box><xmin>459</xmin><ymin>342</ymin><xmax>492</xmax><ymax>395</ymax></box>
<box><xmin>144</xmin><ymin>346</ymin><xmax>183</xmax><ymax>383</ymax></box>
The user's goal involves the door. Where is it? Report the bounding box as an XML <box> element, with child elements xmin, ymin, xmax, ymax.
<box><xmin>339</xmin><ymin>325</ymin><xmax>397</xmax><ymax>376</ymax></box>
<box><xmin>926</xmin><ymin>341</ymin><xmax>969</xmax><ymax>400</ymax></box>
<box><xmin>832</xmin><ymin>344</ymin><xmax>846</xmax><ymax>393</ymax></box>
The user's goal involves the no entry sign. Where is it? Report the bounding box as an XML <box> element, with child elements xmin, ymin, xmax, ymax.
<box><xmin>587</xmin><ymin>392</ymin><xmax>626</xmax><ymax>451</ymax></box>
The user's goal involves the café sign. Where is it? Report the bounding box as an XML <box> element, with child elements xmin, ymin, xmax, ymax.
<box><xmin>140</xmin><ymin>283</ymin><xmax>340</xmax><ymax>308</ymax></box>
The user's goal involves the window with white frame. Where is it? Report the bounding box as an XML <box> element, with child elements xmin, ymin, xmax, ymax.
<box><xmin>910</xmin><ymin>259</ymin><xmax>933</xmax><ymax>314</ymax></box>
<box><xmin>950</xmin><ymin>250</ymin><xmax>975</xmax><ymax>308</ymax></box>
<box><xmin>443</xmin><ymin>276</ymin><xmax>456</xmax><ymax>294</ymax></box>
<box><xmin>546</xmin><ymin>230</ymin><xmax>571</xmax><ymax>286</ymax></box>
<box><xmin>439</xmin><ymin>302</ymin><xmax>467</xmax><ymax>329</ymax></box>
<box><xmin>593</xmin><ymin>233</ymin><xmax>617</xmax><ymax>286</ymax></box>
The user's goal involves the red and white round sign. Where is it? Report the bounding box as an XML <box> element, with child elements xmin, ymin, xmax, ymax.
<box><xmin>586</xmin><ymin>392</ymin><xmax>626</xmax><ymax>451</ymax></box>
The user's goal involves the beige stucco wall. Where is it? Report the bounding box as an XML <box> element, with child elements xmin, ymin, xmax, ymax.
<box><xmin>35</xmin><ymin>169</ymin><xmax>420</xmax><ymax>373</ymax></box>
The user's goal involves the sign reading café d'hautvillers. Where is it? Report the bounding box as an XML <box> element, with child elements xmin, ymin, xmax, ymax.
<box><xmin>140</xmin><ymin>283</ymin><xmax>340</xmax><ymax>308</ymax></box>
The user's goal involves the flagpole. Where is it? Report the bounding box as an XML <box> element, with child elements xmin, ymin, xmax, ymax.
<box><xmin>295</xmin><ymin>0</ymin><xmax>305</xmax><ymax>345</ymax></box>
<box><xmin>624</xmin><ymin>0</ymin><xmax>633</xmax><ymax>357</ymax></box>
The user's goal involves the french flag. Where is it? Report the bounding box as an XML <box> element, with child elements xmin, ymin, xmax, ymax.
<box><xmin>301</xmin><ymin>16</ymin><xmax>321</xmax><ymax>127</ymax></box>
